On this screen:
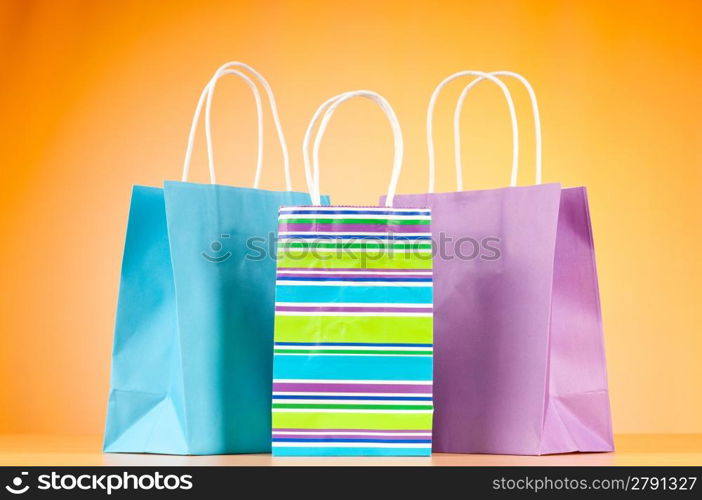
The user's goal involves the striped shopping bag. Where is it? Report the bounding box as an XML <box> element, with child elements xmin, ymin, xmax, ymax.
<box><xmin>271</xmin><ymin>91</ymin><xmax>434</xmax><ymax>457</ymax></box>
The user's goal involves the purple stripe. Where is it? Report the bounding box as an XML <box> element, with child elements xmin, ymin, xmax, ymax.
<box><xmin>278</xmin><ymin>223</ymin><xmax>429</xmax><ymax>233</ymax></box>
<box><xmin>271</xmin><ymin>433</ymin><xmax>429</xmax><ymax>441</ymax></box>
<box><xmin>272</xmin><ymin>383</ymin><xmax>432</xmax><ymax>394</ymax></box>
<box><xmin>275</xmin><ymin>267</ymin><xmax>430</xmax><ymax>273</ymax></box>
<box><xmin>275</xmin><ymin>305</ymin><xmax>432</xmax><ymax>313</ymax></box>
<box><xmin>276</xmin><ymin>273</ymin><xmax>431</xmax><ymax>280</ymax></box>
<box><xmin>273</xmin><ymin>428</ymin><xmax>432</xmax><ymax>434</ymax></box>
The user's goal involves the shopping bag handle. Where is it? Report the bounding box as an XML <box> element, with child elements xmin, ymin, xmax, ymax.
<box><xmin>453</xmin><ymin>71</ymin><xmax>542</xmax><ymax>188</ymax></box>
<box><xmin>182</xmin><ymin>68</ymin><xmax>263</xmax><ymax>185</ymax></box>
<box><xmin>182</xmin><ymin>62</ymin><xmax>292</xmax><ymax>190</ymax></box>
<box><xmin>427</xmin><ymin>71</ymin><xmax>518</xmax><ymax>192</ymax></box>
<box><xmin>303</xmin><ymin>90</ymin><xmax>404</xmax><ymax>207</ymax></box>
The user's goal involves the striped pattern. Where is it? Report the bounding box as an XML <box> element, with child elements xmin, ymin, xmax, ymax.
<box><xmin>272</xmin><ymin>206</ymin><xmax>433</xmax><ymax>456</ymax></box>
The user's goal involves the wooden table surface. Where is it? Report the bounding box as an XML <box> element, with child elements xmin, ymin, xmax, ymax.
<box><xmin>1</xmin><ymin>434</ymin><xmax>700</xmax><ymax>466</ymax></box>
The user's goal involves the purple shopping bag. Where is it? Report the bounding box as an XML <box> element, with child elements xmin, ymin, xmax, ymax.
<box><xmin>383</xmin><ymin>71</ymin><xmax>613</xmax><ymax>455</ymax></box>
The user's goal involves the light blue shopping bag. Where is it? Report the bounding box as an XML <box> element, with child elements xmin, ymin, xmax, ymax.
<box><xmin>103</xmin><ymin>62</ymin><xmax>329</xmax><ymax>454</ymax></box>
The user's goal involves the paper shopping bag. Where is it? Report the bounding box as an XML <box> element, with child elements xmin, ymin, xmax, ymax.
<box><xmin>271</xmin><ymin>91</ymin><xmax>434</xmax><ymax>457</ymax></box>
<box><xmin>385</xmin><ymin>71</ymin><xmax>613</xmax><ymax>455</ymax></box>
<box><xmin>104</xmin><ymin>62</ymin><xmax>329</xmax><ymax>455</ymax></box>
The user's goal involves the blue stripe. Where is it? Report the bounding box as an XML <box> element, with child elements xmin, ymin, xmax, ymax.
<box><xmin>278</xmin><ymin>234</ymin><xmax>431</xmax><ymax>240</ymax></box>
<box><xmin>279</xmin><ymin>210</ymin><xmax>430</xmax><ymax>216</ymax></box>
<box><xmin>275</xmin><ymin>286</ymin><xmax>432</xmax><ymax>304</ymax></box>
<box><xmin>273</xmin><ymin>355</ymin><xmax>433</xmax><ymax>381</ymax></box>
<box><xmin>272</xmin><ymin>438</ymin><xmax>432</xmax><ymax>443</ymax></box>
<box><xmin>276</xmin><ymin>277</ymin><xmax>432</xmax><ymax>282</ymax></box>
<box><xmin>272</xmin><ymin>395</ymin><xmax>432</xmax><ymax>401</ymax></box>
<box><xmin>274</xmin><ymin>342</ymin><xmax>433</xmax><ymax>347</ymax></box>
<box><xmin>272</xmin><ymin>447</ymin><xmax>431</xmax><ymax>457</ymax></box>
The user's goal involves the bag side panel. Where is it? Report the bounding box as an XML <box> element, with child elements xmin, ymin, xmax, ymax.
<box><xmin>540</xmin><ymin>187</ymin><xmax>614</xmax><ymax>454</ymax></box>
<box><xmin>104</xmin><ymin>186</ymin><xmax>187</xmax><ymax>454</ymax></box>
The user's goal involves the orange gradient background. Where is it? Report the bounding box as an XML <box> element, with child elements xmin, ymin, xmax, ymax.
<box><xmin>0</xmin><ymin>0</ymin><xmax>700</xmax><ymax>439</ymax></box>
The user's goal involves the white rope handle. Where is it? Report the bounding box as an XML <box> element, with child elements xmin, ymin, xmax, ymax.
<box><xmin>454</xmin><ymin>71</ymin><xmax>542</xmax><ymax>186</ymax></box>
<box><xmin>181</xmin><ymin>69</ymin><xmax>262</xmax><ymax>184</ymax></box>
<box><xmin>427</xmin><ymin>71</ymin><xmax>518</xmax><ymax>191</ymax></box>
<box><xmin>182</xmin><ymin>62</ymin><xmax>292</xmax><ymax>190</ymax></box>
<box><xmin>453</xmin><ymin>76</ymin><xmax>519</xmax><ymax>190</ymax></box>
<box><xmin>303</xmin><ymin>90</ymin><xmax>404</xmax><ymax>207</ymax></box>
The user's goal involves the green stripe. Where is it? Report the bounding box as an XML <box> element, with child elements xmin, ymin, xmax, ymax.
<box><xmin>278</xmin><ymin>242</ymin><xmax>433</xmax><ymax>250</ymax></box>
<box><xmin>274</xmin><ymin>315</ymin><xmax>432</xmax><ymax>343</ymax></box>
<box><xmin>276</xmin><ymin>251</ymin><xmax>432</xmax><ymax>269</ymax></box>
<box><xmin>273</xmin><ymin>412</ymin><xmax>432</xmax><ymax>430</ymax></box>
<box><xmin>274</xmin><ymin>349</ymin><xmax>432</xmax><ymax>355</ymax></box>
<box><xmin>272</xmin><ymin>404</ymin><xmax>433</xmax><ymax>410</ymax></box>
<box><xmin>280</xmin><ymin>218</ymin><xmax>430</xmax><ymax>225</ymax></box>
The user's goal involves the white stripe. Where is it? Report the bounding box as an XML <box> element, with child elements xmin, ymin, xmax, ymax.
<box><xmin>279</xmin><ymin>207</ymin><xmax>430</xmax><ymax>214</ymax></box>
<box><xmin>278</xmin><ymin>238</ymin><xmax>432</xmax><ymax>245</ymax></box>
<box><xmin>272</xmin><ymin>431</ymin><xmax>432</xmax><ymax>437</ymax></box>
<box><xmin>275</xmin><ymin>269</ymin><xmax>432</xmax><ymax>276</ymax></box>
<box><xmin>275</xmin><ymin>311</ymin><xmax>433</xmax><ymax>317</ymax></box>
<box><xmin>272</xmin><ymin>409</ymin><xmax>433</xmax><ymax>414</ymax></box>
<box><xmin>274</xmin><ymin>344</ymin><xmax>432</xmax><ymax>352</ymax></box>
<box><xmin>272</xmin><ymin>442</ymin><xmax>432</xmax><ymax>448</ymax></box>
<box><xmin>276</xmin><ymin>281</ymin><xmax>432</xmax><ymax>287</ymax></box>
<box><xmin>273</xmin><ymin>379</ymin><xmax>433</xmax><ymax>385</ymax></box>
<box><xmin>275</xmin><ymin>302</ymin><xmax>432</xmax><ymax>309</ymax></box>
<box><xmin>279</xmin><ymin>214</ymin><xmax>431</xmax><ymax>221</ymax></box>
<box><xmin>274</xmin><ymin>353</ymin><xmax>432</xmax><ymax>357</ymax></box>
<box><xmin>278</xmin><ymin>231</ymin><xmax>432</xmax><ymax>237</ymax></box>
<box><xmin>272</xmin><ymin>399</ymin><xmax>431</xmax><ymax>405</ymax></box>
<box><xmin>273</xmin><ymin>352</ymin><xmax>432</xmax><ymax>358</ymax></box>
<box><xmin>273</xmin><ymin>392</ymin><xmax>432</xmax><ymax>397</ymax></box>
